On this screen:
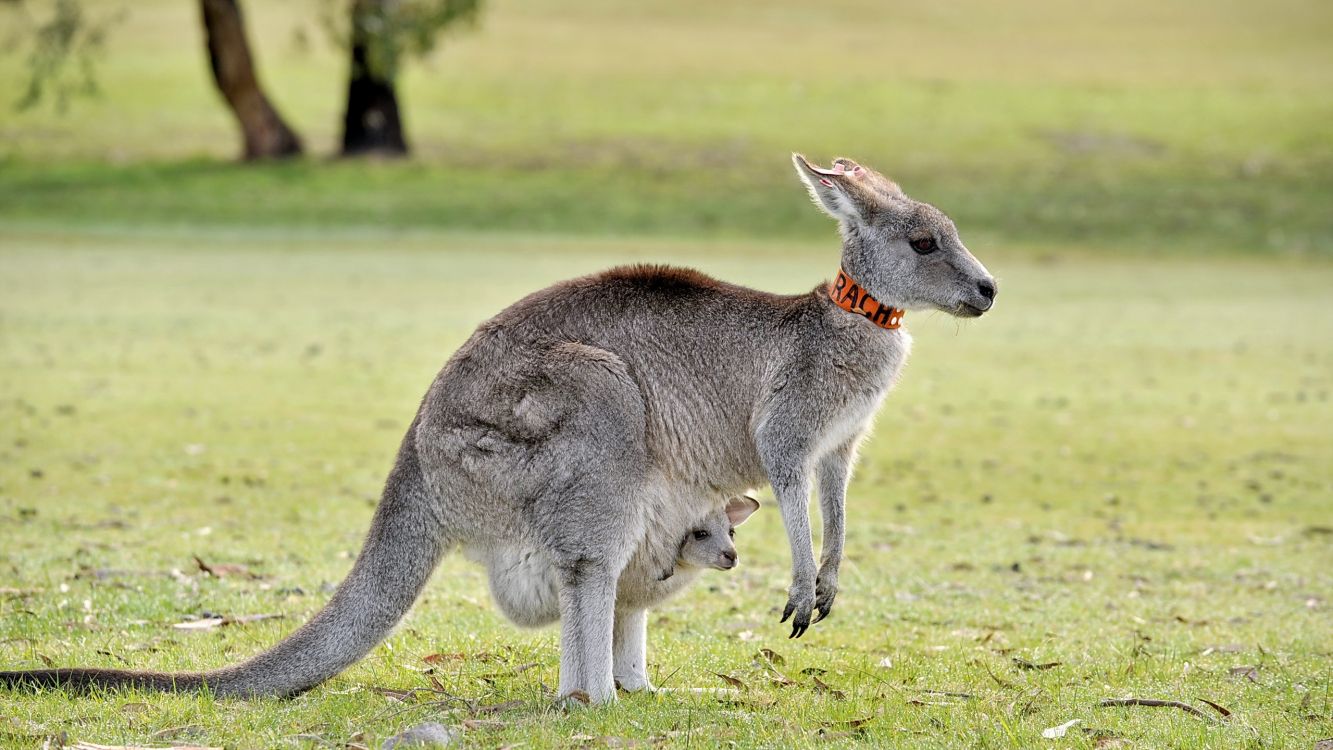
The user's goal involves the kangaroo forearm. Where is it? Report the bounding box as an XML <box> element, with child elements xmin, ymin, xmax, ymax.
<box><xmin>816</xmin><ymin>443</ymin><xmax>855</xmax><ymax>570</ymax></box>
<box><xmin>770</xmin><ymin>470</ymin><xmax>817</xmax><ymax>578</ymax></box>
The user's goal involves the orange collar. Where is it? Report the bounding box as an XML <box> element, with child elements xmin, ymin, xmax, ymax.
<box><xmin>828</xmin><ymin>268</ymin><xmax>904</xmax><ymax>329</ymax></box>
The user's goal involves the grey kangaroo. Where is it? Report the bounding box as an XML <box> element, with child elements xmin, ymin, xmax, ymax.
<box><xmin>470</xmin><ymin>495</ymin><xmax>759</xmax><ymax>691</ymax></box>
<box><xmin>0</xmin><ymin>154</ymin><xmax>995</xmax><ymax>704</ymax></box>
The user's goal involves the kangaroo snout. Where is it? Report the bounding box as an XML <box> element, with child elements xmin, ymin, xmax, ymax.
<box><xmin>956</xmin><ymin>274</ymin><xmax>997</xmax><ymax>317</ymax></box>
<box><xmin>978</xmin><ymin>278</ymin><xmax>997</xmax><ymax>302</ymax></box>
<box><xmin>973</xmin><ymin>277</ymin><xmax>998</xmax><ymax>312</ymax></box>
<box><xmin>717</xmin><ymin>549</ymin><xmax>738</xmax><ymax>569</ymax></box>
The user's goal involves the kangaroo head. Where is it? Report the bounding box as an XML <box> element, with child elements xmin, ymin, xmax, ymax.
<box><xmin>793</xmin><ymin>154</ymin><xmax>996</xmax><ymax>317</ymax></box>
<box><xmin>677</xmin><ymin>495</ymin><xmax>760</xmax><ymax>571</ymax></box>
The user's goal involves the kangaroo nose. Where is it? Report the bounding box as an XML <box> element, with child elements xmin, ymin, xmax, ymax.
<box><xmin>977</xmin><ymin>279</ymin><xmax>996</xmax><ymax>301</ymax></box>
<box><xmin>721</xmin><ymin>550</ymin><xmax>737</xmax><ymax>564</ymax></box>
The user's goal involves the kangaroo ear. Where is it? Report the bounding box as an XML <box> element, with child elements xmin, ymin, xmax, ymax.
<box><xmin>724</xmin><ymin>495</ymin><xmax>761</xmax><ymax>526</ymax></box>
<box><xmin>792</xmin><ymin>153</ymin><xmax>874</xmax><ymax>224</ymax></box>
<box><xmin>835</xmin><ymin>157</ymin><xmax>904</xmax><ymax>198</ymax></box>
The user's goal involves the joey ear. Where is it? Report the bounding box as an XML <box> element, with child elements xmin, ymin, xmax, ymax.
<box><xmin>791</xmin><ymin>153</ymin><xmax>872</xmax><ymax>224</ymax></box>
<box><xmin>724</xmin><ymin>495</ymin><xmax>761</xmax><ymax>526</ymax></box>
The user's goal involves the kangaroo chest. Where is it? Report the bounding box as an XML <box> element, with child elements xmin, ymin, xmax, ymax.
<box><xmin>810</xmin><ymin>328</ymin><xmax>912</xmax><ymax>458</ymax></box>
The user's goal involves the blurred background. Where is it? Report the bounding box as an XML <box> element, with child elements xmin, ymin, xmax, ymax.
<box><xmin>1</xmin><ymin>0</ymin><xmax>1329</xmax><ymax>252</ymax></box>
<box><xmin>1</xmin><ymin>3</ymin><xmax>1330</xmax><ymax>746</ymax></box>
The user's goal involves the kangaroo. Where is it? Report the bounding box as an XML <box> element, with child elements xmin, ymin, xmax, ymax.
<box><xmin>470</xmin><ymin>495</ymin><xmax>760</xmax><ymax>691</ymax></box>
<box><xmin>0</xmin><ymin>154</ymin><xmax>996</xmax><ymax>704</ymax></box>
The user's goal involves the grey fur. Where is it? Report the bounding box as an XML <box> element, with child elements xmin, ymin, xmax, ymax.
<box><xmin>0</xmin><ymin>154</ymin><xmax>995</xmax><ymax>704</ymax></box>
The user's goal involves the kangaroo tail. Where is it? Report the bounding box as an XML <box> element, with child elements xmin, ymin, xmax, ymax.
<box><xmin>0</xmin><ymin>418</ymin><xmax>448</xmax><ymax>698</ymax></box>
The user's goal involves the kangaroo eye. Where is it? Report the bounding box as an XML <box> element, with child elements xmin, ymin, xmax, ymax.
<box><xmin>692</xmin><ymin>529</ymin><xmax>710</xmax><ymax>540</ymax></box>
<box><xmin>911</xmin><ymin>237</ymin><xmax>938</xmax><ymax>254</ymax></box>
<box><xmin>728</xmin><ymin>528</ymin><xmax>735</xmax><ymax>538</ymax></box>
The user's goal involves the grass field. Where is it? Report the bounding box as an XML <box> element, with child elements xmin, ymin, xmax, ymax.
<box><xmin>1</xmin><ymin>231</ymin><xmax>1330</xmax><ymax>748</ymax></box>
<box><xmin>1</xmin><ymin>0</ymin><xmax>1331</xmax><ymax>746</ymax></box>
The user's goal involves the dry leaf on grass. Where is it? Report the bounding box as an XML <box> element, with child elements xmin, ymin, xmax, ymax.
<box><xmin>752</xmin><ymin>651</ymin><xmax>794</xmax><ymax>685</ymax></box>
<box><xmin>816</xmin><ymin>728</ymin><xmax>862</xmax><ymax>741</ymax></box>
<box><xmin>921</xmin><ymin>690</ymin><xmax>975</xmax><ymax>699</ymax></box>
<box><xmin>822</xmin><ymin>715</ymin><xmax>876</xmax><ymax>730</ymax></box>
<box><xmin>425</xmin><ymin>673</ymin><xmax>447</xmax><ymax>693</ymax></box>
<box><xmin>1013</xmin><ymin>657</ymin><xmax>1062</xmax><ymax>670</ymax></box>
<box><xmin>979</xmin><ymin>660</ymin><xmax>1017</xmax><ymax>689</ymax></box>
<box><xmin>1196</xmin><ymin>697</ymin><xmax>1232</xmax><ymax>718</ymax></box>
<box><xmin>224</xmin><ymin>613</ymin><xmax>281</xmax><ymax>625</ymax></box>
<box><xmin>97</xmin><ymin>650</ymin><xmax>128</xmax><ymax>664</ymax></box>
<box><xmin>564</xmin><ymin>690</ymin><xmax>591</xmax><ymax>705</ymax></box>
<box><xmin>192</xmin><ymin>556</ymin><xmax>260</xmax><ymax>580</ymax></box>
<box><xmin>713</xmin><ymin>672</ymin><xmax>747</xmax><ymax>690</ymax></box>
<box><xmin>1228</xmin><ymin>666</ymin><xmax>1259</xmax><ymax>683</ymax></box>
<box><xmin>811</xmin><ymin>675</ymin><xmax>845</xmax><ymax>700</ymax></box>
<box><xmin>1041</xmin><ymin>718</ymin><xmax>1080</xmax><ymax>739</ymax></box>
<box><xmin>1097</xmin><ymin>698</ymin><xmax>1216</xmax><ymax>722</ymax></box>
<box><xmin>171</xmin><ymin>613</ymin><xmax>282</xmax><ymax>630</ymax></box>
<box><xmin>370</xmin><ymin>687</ymin><xmax>418</xmax><ymax>702</ymax></box>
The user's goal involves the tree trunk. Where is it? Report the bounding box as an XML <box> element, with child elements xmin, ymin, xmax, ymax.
<box><xmin>340</xmin><ymin>0</ymin><xmax>409</xmax><ymax>157</ymax></box>
<box><xmin>200</xmin><ymin>0</ymin><xmax>302</xmax><ymax>160</ymax></box>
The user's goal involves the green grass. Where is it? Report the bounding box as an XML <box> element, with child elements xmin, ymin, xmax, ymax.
<box><xmin>1</xmin><ymin>230</ymin><xmax>1330</xmax><ymax>748</ymax></box>
<box><xmin>0</xmin><ymin>0</ymin><xmax>1330</xmax><ymax>744</ymax></box>
<box><xmin>1</xmin><ymin>0</ymin><xmax>1331</xmax><ymax>254</ymax></box>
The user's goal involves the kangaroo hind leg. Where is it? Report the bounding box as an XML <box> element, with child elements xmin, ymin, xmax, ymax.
<box><xmin>527</xmin><ymin>342</ymin><xmax>649</xmax><ymax>705</ymax></box>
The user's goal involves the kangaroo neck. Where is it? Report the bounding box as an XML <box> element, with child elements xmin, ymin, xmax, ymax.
<box><xmin>827</xmin><ymin>267</ymin><xmax>904</xmax><ymax>330</ymax></box>
<box><xmin>804</xmin><ymin>276</ymin><xmax>913</xmax><ymax>393</ymax></box>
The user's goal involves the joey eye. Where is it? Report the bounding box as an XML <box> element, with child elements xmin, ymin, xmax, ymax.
<box><xmin>692</xmin><ymin>529</ymin><xmax>710</xmax><ymax>541</ymax></box>
<box><xmin>728</xmin><ymin>528</ymin><xmax>735</xmax><ymax>538</ymax></box>
<box><xmin>910</xmin><ymin>237</ymin><xmax>938</xmax><ymax>254</ymax></box>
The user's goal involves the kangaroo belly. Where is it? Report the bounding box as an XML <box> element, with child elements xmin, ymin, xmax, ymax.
<box><xmin>479</xmin><ymin>547</ymin><xmax>702</xmax><ymax>624</ymax></box>
<box><xmin>466</xmin><ymin>479</ymin><xmax>730</xmax><ymax>626</ymax></box>
<box><xmin>616</xmin><ymin>566</ymin><xmax>703</xmax><ymax>611</ymax></box>
<box><xmin>468</xmin><ymin>524</ymin><xmax>709</xmax><ymax>626</ymax></box>
<box><xmin>466</xmin><ymin>545</ymin><xmax>562</xmax><ymax>628</ymax></box>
